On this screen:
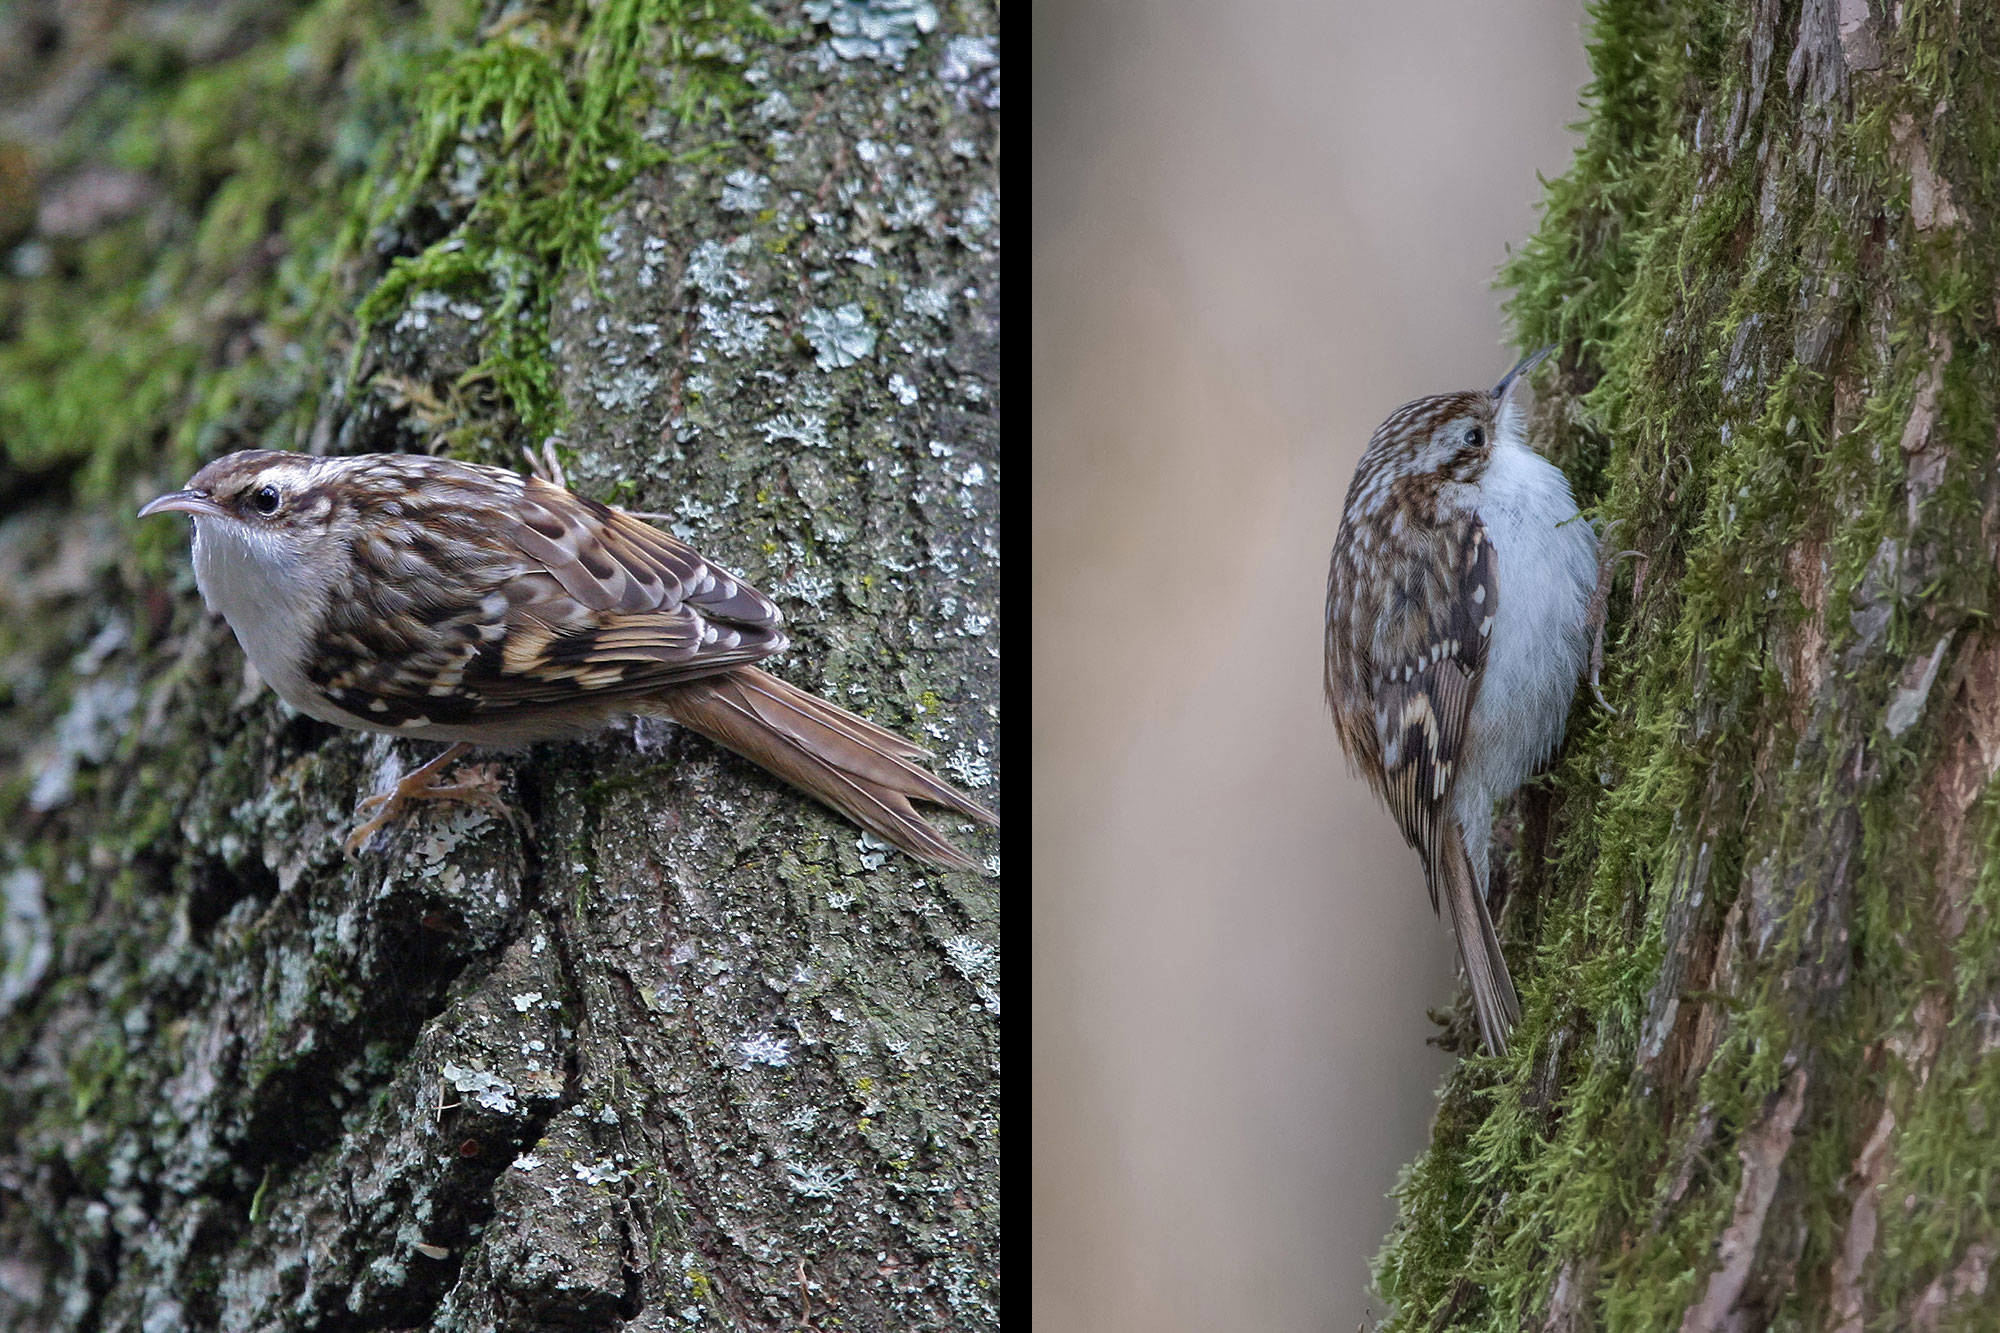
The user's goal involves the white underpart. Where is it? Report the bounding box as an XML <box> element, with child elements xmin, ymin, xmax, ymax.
<box><xmin>190</xmin><ymin>514</ymin><xmax>359</xmax><ymax>728</ymax></box>
<box><xmin>1451</xmin><ymin>429</ymin><xmax>1597</xmax><ymax>891</ymax></box>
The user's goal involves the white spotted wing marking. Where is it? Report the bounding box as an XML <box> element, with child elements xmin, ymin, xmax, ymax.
<box><xmin>1369</xmin><ymin>520</ymin><xmax>1498</xmax><ymax>909</ymax></box>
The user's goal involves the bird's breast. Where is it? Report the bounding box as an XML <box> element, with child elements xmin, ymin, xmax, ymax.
<box><xmin>190</xmin><ymin>516</ymin><xmax>346</xmax><ymax>723</ymax></box>
<box><xmin>1462</xmin><ymin>441</ymin><xmax>1597</xmax><ymax>801</ymax></box>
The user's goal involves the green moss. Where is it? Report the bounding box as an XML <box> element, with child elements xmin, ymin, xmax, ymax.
<box><xmin>1</xmin><ymin>0</ymin><xmax>451</xmax><ymax>500</ymax></box>
<box><xmin>0</xmin><ymin>0</ymin><xmax>768</xmax><ymax>508</ymax></box>
<box><xmin>67</xmin><ymin>1026</ymin><xmax>127</xmax><ymax>1122</ymax></box>
<box><xmin>248</xmin><ymin>1165</ymin><xmax>274</xmax><ymax>1223</ymax></box>
<box><xmin>1377</xmin><ymin>0</ymin><xmax>2000</xmax><ymax>1326</ymax></box>
<box><xmin>351</xmin><ymin>0</ymin><xmax>770</xmax><ymax>449</ymax></box>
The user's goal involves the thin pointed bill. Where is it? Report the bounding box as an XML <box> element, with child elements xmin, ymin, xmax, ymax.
<box><xmin>138</xmin><ymin>489</ymin><xmax>228</xmax><ymax>520</ymax></box>
<box><xmin>1492</xmin><ymin>345</ymin><xmax>1556</xmax><ymax>399</ymax></box>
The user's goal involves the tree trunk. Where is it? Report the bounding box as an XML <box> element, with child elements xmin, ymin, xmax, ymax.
<box><xmin>1372</xmin><ymin>2</ymin><xmax>2000</xmax><ymax>1327</ymax></box>
<box><xmin>0</xmin><ymin>3</ymin><xmax>999</xmax><ymax>1330</ymax></box>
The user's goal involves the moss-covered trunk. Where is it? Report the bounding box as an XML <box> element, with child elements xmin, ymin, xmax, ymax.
<box><xmin>0</xmin><ymin>2</ymin><xmax>999</xmax><ymax>1329</ymax></box>
<box><xmin>1372</xmin><ymin>1</ymin><xmax>2000</xmax><ymax>1327</ymax></box>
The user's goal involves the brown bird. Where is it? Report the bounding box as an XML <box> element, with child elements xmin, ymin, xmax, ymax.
<box><xmin>140</xmin><ymin>449</ymin><xmax>997</xmax><ymax>869</ymax></box>
<box><xmin>1323</xmin><ymin>350</ymin><xmax>1596</xmax><ymax>1053</ymax></box>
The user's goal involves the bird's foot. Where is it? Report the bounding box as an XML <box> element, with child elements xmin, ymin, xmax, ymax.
<box><xmin>344</xmin><ymin>744</ymin><xmax>524</xmax><ymax>854</ymax></box>
<box><xmin>1587</xmin><ymin>520</ymin><xmax>1649</xmax><ymax>715</ymax></box>
<box><xmin>523</xmin><ymin>440</ymin><xmax>569</xmax><ymax>490</ymax></box>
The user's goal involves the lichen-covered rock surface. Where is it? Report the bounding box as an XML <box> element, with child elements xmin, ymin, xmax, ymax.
<box><xmin>1373</xmin><ymin>2</ymin><xmax>2000</xmax><ymax>1329</ymax></box>
<box><xmin>0</xmin><ymin>1</ymin><xmax>999</xmax><ymax>1329</ymax></box>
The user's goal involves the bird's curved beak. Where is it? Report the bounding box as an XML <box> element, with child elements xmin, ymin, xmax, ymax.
<box><xmin>1492</xmin><ymin>345</ymin><xmax>1556</xmax><ymax>399</ymax></box>
<box><xmin>138</xmin><ymin>489</ymin><xmax>228</xmax><ymax>520</ymax></box>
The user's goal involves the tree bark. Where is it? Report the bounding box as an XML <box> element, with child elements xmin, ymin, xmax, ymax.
<box><xmin>1373</xmin><ymin>2</ymin><xmax>2000</xmax><ymax>1328</ymax></box>
<box><xmin>0</xmin><ymin>3</ymin><xmax>999</xmax><ymax>1329</ymax></box>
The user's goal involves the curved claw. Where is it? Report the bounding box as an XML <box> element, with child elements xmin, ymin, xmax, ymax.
<box><xmin>1591</xmin><ymin>673</ymin><xmax>1618</xmax><ymax>716</ymax></box>
<box><xmin>522</xmin><ymin>440</ymin><xmax>569</xmax><ymax>490</ymax></box>
<box><xmin>343</xmin><ymin>743</ymin><xmax>524</xmax><ymax>855</ymax></box>
<box><xmin>1586</xmin><ymin>539</ymin><xmax>1651</xmax><ymax>717</ymax></box>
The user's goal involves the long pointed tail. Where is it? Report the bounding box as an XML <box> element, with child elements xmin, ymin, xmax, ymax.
<box><xmin>653</xmin><ymin>668</ymin><xmax>997</xmax><ymax>871</ymax></box>
<box><xmin>1434</xmin><ymin>824</ymin><xmax>1520</xmax><ymax>1055</ymax></box>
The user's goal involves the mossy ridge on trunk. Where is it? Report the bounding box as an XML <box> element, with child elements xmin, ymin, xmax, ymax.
<box><xmin>1375</xmin><ymin>2</ymin><xmax>2000</xmax><ymax>1328</ymax></box>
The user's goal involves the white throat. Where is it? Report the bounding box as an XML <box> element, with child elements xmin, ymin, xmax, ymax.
<box><xmin>1452</xmin><ymin>428</ymin><xmax>1598</xmax><ymax>886</ymax></box>
<box><xmin>189</xmin><ymin>515</ymin><xmax>332</xmax><ymax>713</ymax></box>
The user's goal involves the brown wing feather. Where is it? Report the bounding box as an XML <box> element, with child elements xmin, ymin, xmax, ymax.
<box><xmin>510</xmin><ymin>478</ymin><xmax>780</xmax><ymax>627</ymax></box>
<box><xmin>1326</xmin><ymin>517</ymin><xmax>1497</xmax><ymax>911</ymax></box>
<box><xmin>308</xmin><ymin>466</ymin><xmax>788</xmax><ymax>727</ymax></box>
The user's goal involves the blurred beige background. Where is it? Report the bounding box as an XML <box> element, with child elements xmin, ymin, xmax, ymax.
<box><xmin>1032</xmin><ymin>2</ymin><xmax>1592</xmax><ymax>1328</ymax></box>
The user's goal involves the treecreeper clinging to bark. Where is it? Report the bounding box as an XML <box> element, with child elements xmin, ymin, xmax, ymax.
<box><xmin>1323</xmin><ymin>349</ymin><xmax>1598</xmax><ymax>1054</ymax></box>
<box><xmin>141</xmin><ymin>449</ymin><xmax>997</xmax><ymax>869</ymax></box>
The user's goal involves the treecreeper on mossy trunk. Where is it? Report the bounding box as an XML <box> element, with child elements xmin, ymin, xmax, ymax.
<box><xmin>1370</xmin><ymin>2</ymin><xmax>2000</xmax><ymax>1329</ymax></box>
<box><xmin>1326</xmin><ymin>349</ymin><xmax>1600</xmax><ymax>1059</ymax></box>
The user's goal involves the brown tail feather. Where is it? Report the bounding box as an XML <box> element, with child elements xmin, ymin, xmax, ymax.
<box><xmin>1433</xmin><ymin>820</ymin><xmax>1520</xmax><ymax>1056</ymax></box>
<box><xmin>653</xmin><ymin>667</ymin><xmax>997</xmax><ymax>871</ymax></box>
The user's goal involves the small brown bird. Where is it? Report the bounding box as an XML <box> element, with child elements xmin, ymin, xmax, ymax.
<box><xmin>1323</xmin><ymin>349</ymin><xmax>1596</xmax><ymax>1054</ymax></box>
<box><xmin>140</xmin><ymin>449</ymin><xmax>997</xmax><ymax>869</ymax></box>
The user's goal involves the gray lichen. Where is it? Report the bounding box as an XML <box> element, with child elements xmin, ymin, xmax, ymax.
<box><xmin>803</xmin><ymin>0</ymin><xmax>939</xmax><ymax>64</ymax></box>
<box><xmin>0</xmin><ymin>0</ymin><xmax>1000</xmax><ymax>1327</ymax></box>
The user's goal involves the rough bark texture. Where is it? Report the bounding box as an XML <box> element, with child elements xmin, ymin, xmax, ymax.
<box><xmin>1372</xmin><ymin>1</ymin><xmax>2000</xmax><ymax>1328</ymax></box>
<box><xmin>0</xmin><ymin>2</ymin><xmax>1000</xmax><ymax>1329</ymax></box>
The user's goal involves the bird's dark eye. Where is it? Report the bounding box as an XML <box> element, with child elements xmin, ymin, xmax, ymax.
<box><xmin>249</xmin><ymin>484</ymin><xmax>282</xmax><ymax>516</ymax></box>
<box><xmin>1463</xmin><ymin>426</ymin><xmax>1485</xmax><ymax>448</ymax></box>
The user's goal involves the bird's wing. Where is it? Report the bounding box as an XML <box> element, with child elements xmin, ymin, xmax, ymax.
<box><xmin>1336</xmin><ymin>519</ymin><xmax>1497</xmax><ymax>911</ymax></box>
<box><xmin>307</xmin><ymin>476</ymin><xmax>789</xmax><ymax>727</ymax></box>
